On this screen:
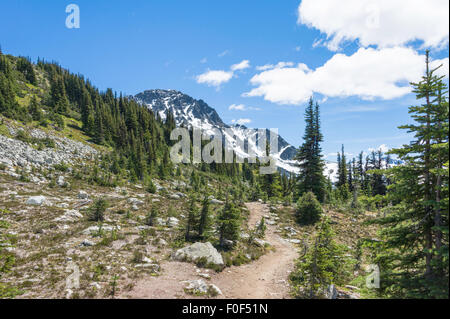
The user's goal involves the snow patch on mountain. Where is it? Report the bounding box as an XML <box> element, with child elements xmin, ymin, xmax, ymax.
<box><xmin>135</xmin><ymin>89</ymin><xmax>335</xmax><ymax>177</ymax></box>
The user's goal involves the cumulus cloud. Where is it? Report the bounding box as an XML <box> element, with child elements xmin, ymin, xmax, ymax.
<box><xmin>196</xmin><ymin>70</ymin><xmax>234</xmax><ymax>87</ymax></box>
<box><xmin>298</xmin><ymin>0</ymin><xmax>449</xmax><ymax>51</ymax></box>
<box><xmin>229</xmin><ymin>104</ymin><xmax>246</xmax><ymax>111</ymax></box>
<box><xmin>196</xmin><ymin>60</ymin><xmax>251</xmax><ymax>88</ymax></box>
<box><xmin>231</xmin><ymin>118</ymin><xmax>252</xmax><ymax>125</ymax></box>
<box><xmin>231</xmin><ymin>60</ymin><xmax>250</xmax><ymax>71</ymax></box>
<box><xmin>244</xmin><ymin>47</ymin><xmax>449</xmax><ymax>105</ymax></box>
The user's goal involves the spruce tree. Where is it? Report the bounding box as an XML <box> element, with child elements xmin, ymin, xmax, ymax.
<box><xmin>290</xmin><ymin>217</ymin><xmax>347</xmax><ymax>298</ymax></box>
<box><xmin>295</xmin><ymin>98</ymin><xmax>326</xmax><ymax>202</ymax></box>
<box><xmin>370</xmin><ymin>51</ymin><xmax>449</xmax><ymax>298</ymax></box>
<box><xmin>198</xmin><ymin>196</ymin><xmax>211</xmax><ymax>239</ymax></box>
<box><xmin>185</xmin><ymin>197</ymin><xmax>198</xmax><ymax>241</ymax></box>
<box><xmin>217</xmin><ymin>201</ymin><xmax>241</xmax><ymax>247</ymax></box>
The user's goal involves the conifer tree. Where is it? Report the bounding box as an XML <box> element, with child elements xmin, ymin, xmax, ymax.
<box><xmin>290</xmin><ymin>217</ymin><xmax>347</xmax><ymax>298</ymax></box>
<box><xmin>217</xmin><ymin>201</ymin><xmax>241</xmax><ymax>247</ymax></box>
<box><xmin>198</xmin><ymin>196</ymin><xmax>212</xmax><ymax>239</ymax></box>
<box><xmin>185</xmin><ymin>197</ymin><xmax>199</xmax><ymax>241</ymax></box>
<box><xmin>145</xmin><ymin>205</ymin><xmax>159</xmax><ymax>227</ymax></box>
<box><xmin>49</xmin><ymin>75</ymin><xmax>69</xmax><ymax>114</ymax></box>
<box><xmin>370</xmin><ymin>51</ymin><xmax>449</xmax><ymax>298</ymax></box>
<box><xmin>295</xmin><ymin>98</ymin><xmax>326</xmax><ymax>202</ymax></box>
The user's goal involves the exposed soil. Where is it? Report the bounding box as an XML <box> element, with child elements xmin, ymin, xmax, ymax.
<box><xmin>121</xmin><ymin>202</ymin><xmax>298</xmax><ymax>299</ymax></box>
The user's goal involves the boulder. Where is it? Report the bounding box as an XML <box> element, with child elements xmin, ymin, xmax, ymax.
<box><xmin>253</xmin><ymin>238</ymin><xmax>269</xmax><ymax>247</ymax></box>
<box><xmin>82</xmin><ymin>225</ymin><xmax>120</xmax><ymax>235</ymax></box>
<box><xmin>210</xmin><ymin>199</ymin><xmax>224</xmax><ymax>205</ymax></box>
<box><xmin>57</xmin><ymin>176</ymin><xmax>66</xmax><ymax>187</ymax></box>
<box><xmin>77</xmin><ymin>191</ymin><xmax>89</xmax><ymax>200</ymax></box>
<box><xmin>26</xmin><ymin>195</ymin><xmax>46</xmax><ymax>206</ymax></box>
<box><xmin>167</xmin><ymin>217</ymin><xmax>179</xmax><ymax>228</ymax></box>
<box><xmin>54</xmin><ymin>209</ymin><xmax>83</xmax><ymax>222</ymax></box>
<box><xmin>173</xmin><ymin>242</ymin><xmax>224</xmax><ymax>267</ymax></box>
<box><xmin>183</xmin><ymin>279</ymin><xmax>222</xmax><ymax>296</ymax></box>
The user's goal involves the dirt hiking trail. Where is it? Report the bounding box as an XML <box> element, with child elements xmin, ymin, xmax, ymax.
<box><xmin>120</xmin><ymin>202</ymin><xmax>298</xmax><ymax>299</ymax></box>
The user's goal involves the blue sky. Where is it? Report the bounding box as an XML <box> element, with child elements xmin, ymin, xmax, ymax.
<box><xmin>1</xmin><ymin>0</ymin><xmax>448</xmax><ymax>161</ymax></box>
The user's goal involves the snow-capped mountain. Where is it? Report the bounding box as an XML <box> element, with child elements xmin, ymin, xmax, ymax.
<box><xmin>135</xmin><ymin>89</ymin><xmax>340</xmax><ymax>176</ymax></box>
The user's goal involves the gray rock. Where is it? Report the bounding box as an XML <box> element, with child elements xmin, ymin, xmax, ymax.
<box><xmin>0</xmin><ymin>128</ymin><xmax>98</xmax><ymax>171</ymax></box>
<box><xmin>183</xmin><ymin>279</ymin><xmax>222</xmax><ymax>296</ymax></box>
<box><xmin>253</xmin><ymin>238</ymin><xmax>269</xmax><ymax>247</ymax></box>
<box><xmin>173</xmin><ymin>242</ymin><xmax>224</xmax><ymax>267</ymax></box>
<box><xmin>128</xmin><ymin>198</ymin><xmax>144</xmax><ymax>206</ymax></box>
<box><xmin>198</xmin><ymin>273</ymin><xmax>211</xmax><ymax>279</ymax></box>
<box><xmin>134</xmin><ymin>263</ymin><xmax>160</xmax><ymax>272</ymax></box>
<box><xmin>77</xmin><ymin>191</ymin><xmax>89</xmax><ymax>200</ymax></box>
<box><xmin>26</xmin><ymin>195</ymin><xmax>46</xmax><ymax>206</ymax></box>
<box><xmin>54</xmin><ymin>209</ymin><xmax>83</xmax><ymax>222</ymax></box>
<box><xmin>57</xmin><ymin>176</ymin><xmax>66</xmax><ymax>187</ymax></box>
<box><xmin>167</xmin><ymin>217</ymin><xmax>179</xmax><ymax>228</ymax></box>
<box><xmin>82</xmin><ymin>225</ymin><xmax>120</xmax><ymax>235</ymax></box>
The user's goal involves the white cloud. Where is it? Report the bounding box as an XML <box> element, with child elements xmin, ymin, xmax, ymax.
<box><xmin>229</xmin><ymin>104</ymin><xmax>246</xmax><ymax>111</ymax></box>
<box><xmin>196</xmin><ymin>70</ymin><xmax>233</xmax><ymax>87</ymax></box>
<box><xmin>231</xmin><ymin>60</ymin><xmax>250</xmax><ymax>71</ymax></box>
<box><xmin>244</xmin><ymin>47</ymin><xmax>449</xmax><ymax>105</ymax></box>
<box><xmin>325</xmin><ymin>105</ymin><xmax>385</xmax><ymax>115</ymax></box>
<box><xmin>256</xmin><ymin>62</ymin><xmax>294</xmax><ymax>71</ymax></box>
<box><xmin>298</xmin><ymin>0</ymin><xmax>449</xmax><ymax>51</ymax></box>
<box><xmin>231</xmin><ymin>118</ymin><xmax>252</xmax><ymax>125</ymax></box>
<box><xmin>228</xmin><ymin>104</ymin><xmax>261</xmax><ymax>111</ymax></box>
<box><xmin>196</xmin><ymin>60</ymin><xmax>251</xmax><ymax>88</ymax></box>
<box><xmin>218</xmin><ymin>50</ymin><xmax>230</xmax><ymax>57</ymax></box>
<box><xmin>431</xmin><ymin>57</ymin><xmax>450</xmax><ymax>78</ymax></box>
<box><xmin>200</xmin><ymin>58</ymin><xmax>207</xmax><ymax>64</ymax></box>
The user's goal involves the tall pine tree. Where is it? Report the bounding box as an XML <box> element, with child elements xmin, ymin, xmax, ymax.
<box><xmin>370</xmin><ymin>51</ymin><xmax>449</xmax><ymax>298</ymax></box>
<box><xmin>295</xmin><ymin>98</ymin><xmax>326</xmax><ymax>202</ymax></box>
